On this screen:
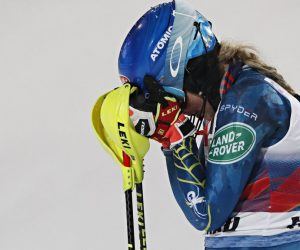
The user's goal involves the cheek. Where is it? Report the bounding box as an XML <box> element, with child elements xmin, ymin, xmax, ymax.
<box><xmin>183</xmin><ymin>97</ymin><xmax>203</xmax><ymax>115</ymax></box>
<box><xmin>205</xmin><ymin>102</ymin><xmax>216</xmax><ymax>120</ymax></box>
<box><xmin>182</xmin><ymin>106</ymin><xmax>194</xmax><ymax>116</ymax></box>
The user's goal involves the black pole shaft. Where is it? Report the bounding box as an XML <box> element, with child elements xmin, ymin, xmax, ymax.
<box><xmin>125</xmin><ymin>190</ymin><xmax>135</xmax><ymax>250</ymax></box>
<box><xmin>136</xmin><ymin>183</ymin><xmax>147</xmax><ymax>250</ymax></box>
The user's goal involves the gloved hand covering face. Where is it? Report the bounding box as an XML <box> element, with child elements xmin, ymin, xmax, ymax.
<box><xmin>129</xmin><ymin>76</ymin><xmax>196</xmax><ymax>149</ymax></box>
<box><xmin>162</xmin><ymin>114</ymin><xmax>196</xmax><ymax>149</ymax></box>
<box><xmin>129</xmin><ymin>75</ymin><xmax>182</xmax><ymax>138</ymax></box>
<box><xmin>129</xmin><ymin>106</ymin><xmax>156</xmax><ymax>137</ymax></box>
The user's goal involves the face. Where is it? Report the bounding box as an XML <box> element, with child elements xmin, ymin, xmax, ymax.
<box><xmin>182</xmin><ymin>91</ymin><xmax>215</xmax><ymax>121</ymax></box>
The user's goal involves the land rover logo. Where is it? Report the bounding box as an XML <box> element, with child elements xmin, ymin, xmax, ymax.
<box><xmin>208</xmin><ymin>122</ymin><xmax>256</xmax><ymax>164</ymax></box>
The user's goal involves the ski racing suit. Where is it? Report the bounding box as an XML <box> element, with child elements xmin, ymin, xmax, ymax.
<box><xmin>163</xmin><ymin>64</ymin><xmax>300</xmax><ymax>249</ymax></box>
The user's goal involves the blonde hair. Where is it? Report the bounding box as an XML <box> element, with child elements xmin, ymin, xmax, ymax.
<box><xmin>218</xmin><ymin>41</ymin><xmax>296</xmax><ymax>95</ymax></box>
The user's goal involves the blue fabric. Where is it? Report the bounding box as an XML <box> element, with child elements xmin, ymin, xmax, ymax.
<box><xmin>164</xmin><ymin>137</ymin><xmax>208</xmax><ymax>230</ymax></box>
<box><xmin>206</xmin><ymin>69</ymin><xmax>291</xmax><ymax>230</ymax></box>
<box><xmin>205</xmin><ymin>231</ymin><xmax>300</xmax><ymax>248</ymax></box>
<box><xmin>205</xmin><ymin>237</ymin><xmax>300</xmax><ymax>250</ymax></box>
<box><xmin>163</xmin><ymin>66</ymin><xmax>294</xmax><ymax>247</ymax></box>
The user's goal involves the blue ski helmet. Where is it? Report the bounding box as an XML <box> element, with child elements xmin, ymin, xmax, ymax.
<box><xmin>118</xmin><ymin>0</ymin><xmax>218</xmax><ymax>100</ymax></box>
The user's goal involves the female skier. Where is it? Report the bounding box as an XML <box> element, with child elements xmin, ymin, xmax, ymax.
<box><xmin>118</xmin><ymin>1</ymin><xmax>300</xmax><ymax>249</ymax></box>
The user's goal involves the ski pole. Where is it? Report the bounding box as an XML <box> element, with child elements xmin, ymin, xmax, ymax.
<box><xmin>123</xmin><ymin>152</ymin><xmax>135</xmax><ymax>250</ymax></box>
<box><xmin>123</xmin><ymin>151</ymin><xmax>147</xmax><ymax>250</ymax></box>
<box><xmin>125</xmin><ymin>190</ymin><xmax>135</xmax><ymax>249</ymax></box>
<box><xmin>136</xmin><ymin>183</ymin><xmax>147</xmax><ymax>249</ymax></box>
<box><xmin>92</xmin><ymin>84</ymin><xmax>150</xmax><ymax>250</ymax></box>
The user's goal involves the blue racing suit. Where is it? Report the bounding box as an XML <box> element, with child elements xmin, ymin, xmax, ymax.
<box><xmin>163</xmin><ymin>65</ymin><xmax>300</xmax><ymax>249</ymax></box>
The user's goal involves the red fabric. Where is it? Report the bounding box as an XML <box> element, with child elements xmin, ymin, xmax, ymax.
<box><xmin>151</xmin><ymin>99</ymin><xmax>180</xmax><ymax>143</ymax></box>
<box><xmin>240</xmin><ymin>177</ymin><xmax>270</xmax><ymax>201</ymax></box>
<box><xmin>129</xmin><ymin>108</ymin><xmax>133</xmax><ymax>116</ymax></box>
<box><xmin>196</xmin><ymin>122</ymin><xmax>210</xmax><ymax>146</ymax></box>
<box><xmin>269</xmin><ymin>168</ymin><xmax>300</xmax><ymax>212</ymax></box>
<box><xmin>161</xmin><ymin>114</ymin><xmax>187</xmax><ymax>148</ymax></box>
<box><xmin>122</xmin><ymin>151</ymin><xmax>131</xmax><ymax>167</ymax></box>
<box><xmin>239</xmin><ymin>168</ymin><xmax>300</xmax><ymax>212</ymax></box>
<box><xmin>153</xmin><ymin>114</ymin><xmax>190</xmax><ymax>149</ymax></box>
